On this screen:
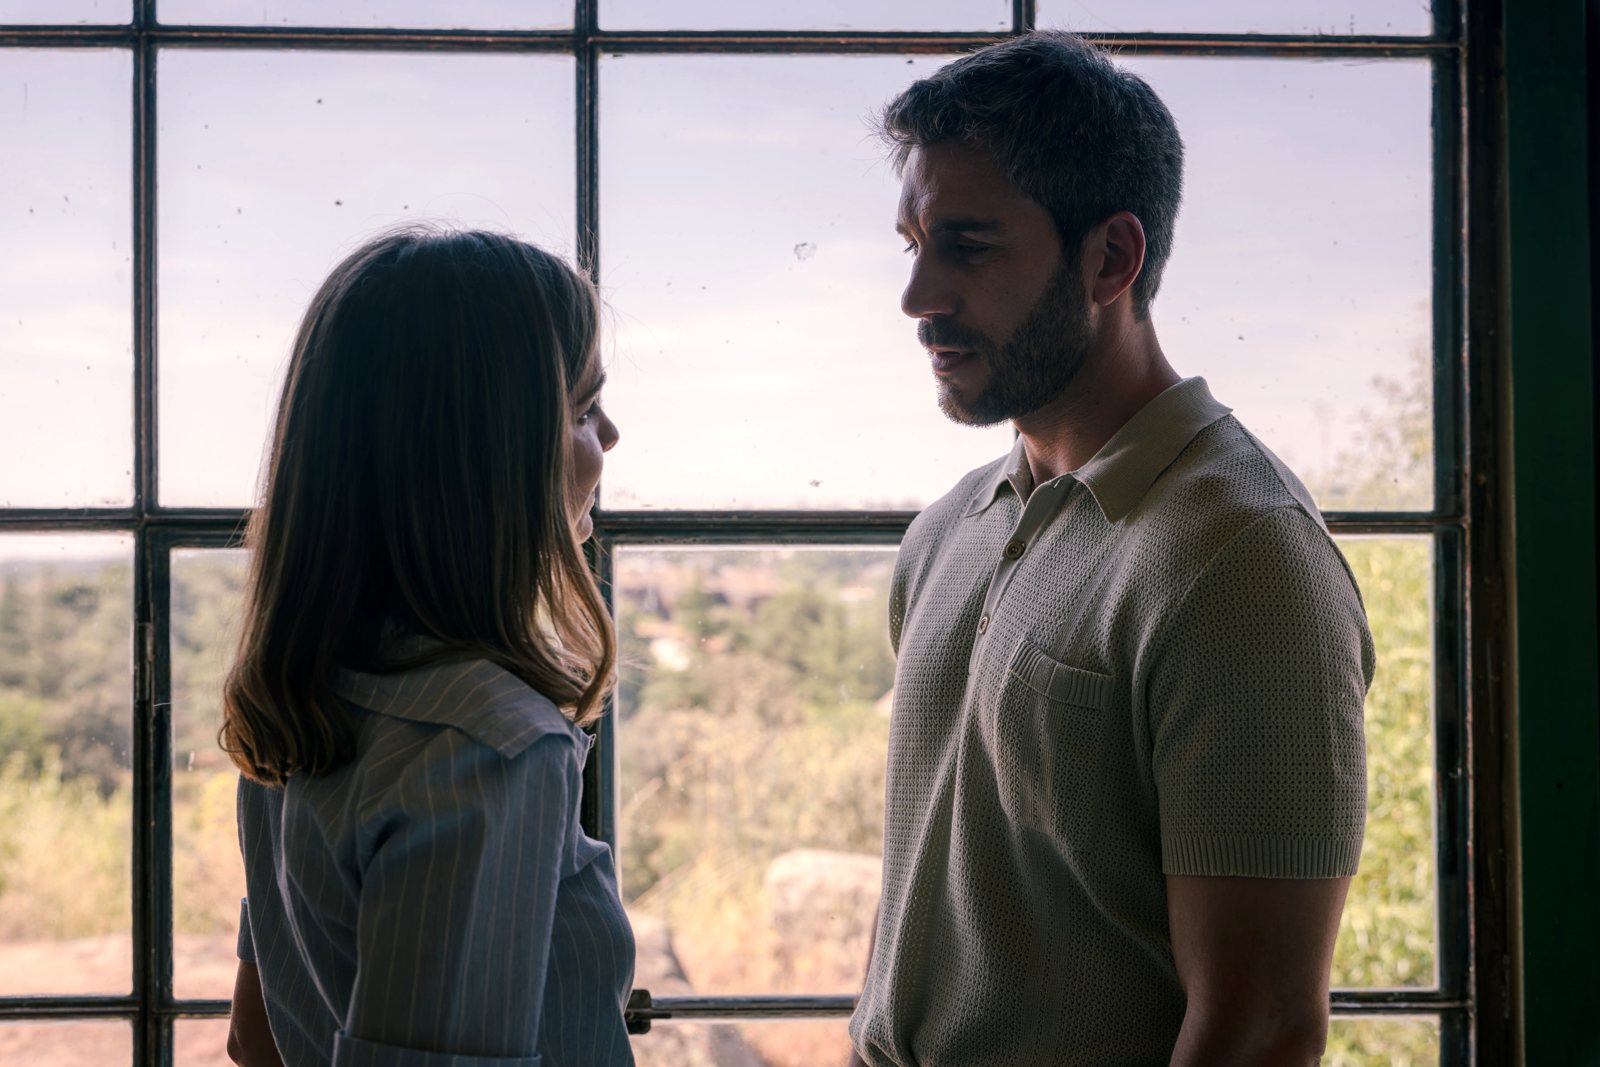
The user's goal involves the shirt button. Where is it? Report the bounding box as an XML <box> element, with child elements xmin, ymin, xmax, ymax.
<box><xmin>977</xmin><ymin>614</ymin><xmax>990</xmax><ymax>634</ymax></box>
<box><xmin>1003</xmin><ymin>539</ymin><xmax>1026</xmax><ymax>560</ymax></box>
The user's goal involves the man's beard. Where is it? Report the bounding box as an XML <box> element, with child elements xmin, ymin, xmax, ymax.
<box><xmin>919</xmin><ymin>263</ymin><xmax>1093</xmax><ymax>427</ymax></box>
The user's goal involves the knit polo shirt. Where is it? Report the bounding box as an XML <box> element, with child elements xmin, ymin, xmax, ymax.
<box><xmin>848</xmin><ymin>377</ymin><xmax>1374</xmax><ymax>1067</ymax></box>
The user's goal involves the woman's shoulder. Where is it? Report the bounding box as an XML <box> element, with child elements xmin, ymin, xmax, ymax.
<box><xmin>335</xmin><ymin>656</ymin><xmax>587</xmax><ymax>761</ymax></box>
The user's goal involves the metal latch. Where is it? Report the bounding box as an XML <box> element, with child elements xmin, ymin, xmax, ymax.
<box><xmin>625</xmin><ymin>988</ymin><xmax>658</xmax><ymax>1034</ymax></box>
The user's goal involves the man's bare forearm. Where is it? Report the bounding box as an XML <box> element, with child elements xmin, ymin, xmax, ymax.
<box><xmin>1168</xmin><ymin>1006</ymin><xmax>1327</xmax><ymax>1067</ymax></box>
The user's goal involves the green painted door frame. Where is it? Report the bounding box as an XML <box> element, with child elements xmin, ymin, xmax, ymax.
<box><xmin>1503</xmin><ymin>0</ymin><xmax>1600</xmax><ymax>1061</ymax></box>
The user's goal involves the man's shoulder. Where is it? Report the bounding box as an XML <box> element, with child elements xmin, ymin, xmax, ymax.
<box><xmin>1125</xmin><ymin>415</ymin><xmax>1342</xmax><ymax>586</ymax></box>
<box><xmin>1145</xmin><ymin>415</ymin><xmax>1324</xmax><ymax>532</ymax></box>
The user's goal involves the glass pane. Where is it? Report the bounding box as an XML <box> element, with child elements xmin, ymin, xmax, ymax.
<box><xmin>1116</xmin><ymin>57</ymin><xmax>1433</xmax><ymax>511</ymax></box>
<box><xmin>1039</xmin><ymin>0</ymin><xmax>1433</xmax><ymax>36</ymax></box>
<box><xmin>0</xmin><ymin>535</ymin><xmax>132</xmax><ymax>995</ymax></box>
<box><xmin>172</xmin><ymin>549</ymin><xmax>251</xmax><ymax>999</ymax></box>
<box><xmin>0</xmin><ymin>1021</ymin><xmax>132</xmax><ymax>1066</ymax></box>
<box><xmin>602</xmin><ymin>56</ymin><xmax>1431</xmax><ymax>512</ymax></box>
<box><xmin>0</xmin><ymin>50</ymin><xmax>132</xmax><ymax>507</ymax></box>
<box><xmin>175</xmin><ymin>1018</ymin><xmax>234</xmax><ymax>1066</ymax></box>
<box><xmin>601</xmin><ymin>55</ymin><xmax>1011</xmax><ymax>509</ymax></box>
<box><xmin>1333</xmin><ymin>536</ymin><xmax>1436</xmax><ymax>988</ymax></box>
<box><xmin>1325</xmin><ymin>1015</ymin><xmax>1440</xmax><ymax>1066</ymax></box>
<box><xmin>602</xmin><ymin>0</ymin><xmax>1008</xmax><ymax>32</ymax></box>
<box><xmin>158</xmin><ymin>0</ymin><xmax>570</xmax><ymax>29</ymax></box>
<box><xmin>0</xmin><ymin>2</ymin><xmax>130</xmax><ymax>23</ymax></box>
<box><xmin>158</xmin><ymin>50</ymin><xmax>576</xmax><ymax>507</ymax></box>
<box><xmin>617</xmin><ymin>546</ymin><xmax>893</xmax><ymax>1009</ymax></box>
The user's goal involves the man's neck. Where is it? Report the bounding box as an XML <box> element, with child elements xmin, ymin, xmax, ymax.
<box><xmin>1012</xmin><ymin>320</ymin><xmax>1180</xmax><ymax>491</ymax></box>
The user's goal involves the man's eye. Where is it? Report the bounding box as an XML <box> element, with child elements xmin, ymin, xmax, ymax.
<box><xmin>954</xmin><ymin>243</ymin><xmax>989</xmax><ymax>257</ymax></box>
<box><xmin>902</xmin><ymin>241</ymin><xmax>919</xmax><ymax>255</ymax></box>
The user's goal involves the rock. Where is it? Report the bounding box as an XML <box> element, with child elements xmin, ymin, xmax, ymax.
<box><xmin>763</xmin><ymin>850</ymin><xmax>881</xmax><ymax>992</ymax></box>
<box><xmin>630</xmin><ymin>912</ymin><xmax>769</xmax><ymax>1067</ymax></box>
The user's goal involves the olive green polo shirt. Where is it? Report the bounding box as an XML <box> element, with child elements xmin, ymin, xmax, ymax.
<box><xmin>849</xmin><ymin>377</ymin><xmax>1374</xmax><ymax>1067</ymax></box>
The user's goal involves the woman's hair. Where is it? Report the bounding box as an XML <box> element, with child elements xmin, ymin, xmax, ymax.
<box><xmin>221</xmin><ymin>227</ymin><xmax>616</xmax><ymax>787</ymax></box>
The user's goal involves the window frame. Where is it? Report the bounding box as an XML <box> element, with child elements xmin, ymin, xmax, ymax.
<box><xmin>0</xmin><ymin>0</ymin><xmax>1502</xmax><ymax>1062</ymax></box>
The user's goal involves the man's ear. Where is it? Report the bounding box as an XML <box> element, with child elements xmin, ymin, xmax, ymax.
<box><xmin>1084</xmin><ymin>211</ymin><xmax>1147</xmax><ymax>309</ymax></box>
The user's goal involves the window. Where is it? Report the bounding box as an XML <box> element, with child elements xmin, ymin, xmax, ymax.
<box><xmin>0</xmin><ymin>2</ymin><xmax>1487</xmax><ymax>1063</ymax></box>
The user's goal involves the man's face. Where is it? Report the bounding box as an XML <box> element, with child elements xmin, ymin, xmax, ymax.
<box><xmin>896</xmin><ymin>140</ymin><xmax>1093</xmax><ymax>426</ymax></box>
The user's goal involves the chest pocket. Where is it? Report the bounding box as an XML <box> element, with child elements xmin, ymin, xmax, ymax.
<box><xmin>990</xmin><ymin>640</ymin><xmax>1117</xmax><ymax>850</ymax></box>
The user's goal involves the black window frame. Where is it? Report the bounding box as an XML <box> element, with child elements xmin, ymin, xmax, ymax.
<box><xmin>0</xmin><ymin>0</ymin><xmax>1505</xmax><ymax>1062</ymax></box>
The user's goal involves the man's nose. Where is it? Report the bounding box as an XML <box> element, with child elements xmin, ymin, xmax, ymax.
<box><xmin>901</xmin><ymin>256</ymin><xmax>959</xmax><ymax>321</ymax></box>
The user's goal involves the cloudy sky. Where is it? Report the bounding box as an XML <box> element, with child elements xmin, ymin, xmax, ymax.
<box><xmin>2</xmin><ymin>1</ymin><xmax>1436</xmax><ymax>556</ymax></box>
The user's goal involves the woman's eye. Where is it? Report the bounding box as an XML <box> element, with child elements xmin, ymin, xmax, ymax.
<box><xmin>577</xmin><ymin>401</ymin><xmax>601</xmax><ymax>424</ymax></box>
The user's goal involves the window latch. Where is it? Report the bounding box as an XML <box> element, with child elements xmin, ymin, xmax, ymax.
<box><xmin>625</xmin><ymin>988</ymin><xmax>658</xmax><ymax>1035</ymax></box>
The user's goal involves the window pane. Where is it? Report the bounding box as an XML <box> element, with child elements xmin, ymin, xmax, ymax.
<box><xmin>600</xmin><ymin>56</ymin><xmax>1011</xmax><ymax>510</ymax></box>
<box><xmin>0</xmin><ymin>1021</ymin><xmax>132</xmax><ymax>1066</ymax></box>
<box><xmin>172</xmin><ymin>548</ymin><xmax>250</xmax><ymax>1000</ymax></box>
<box><xmin>0</xmin><ymin>49</ymin><xmax>132</xmax><ymax>507</ymax></box>
<box><xmin>1122</xmin><ymin>57</ymin><xmax>1433</xmax><ymax>511</ymax></box>
<box><xmin>1333</xmin><ymin>536</ymin><xmax>1436</xmax><ymax>988</ymax></box>
<box><xmin>0</xmin><ymin>2</ymin><xmax>129</xmax><ymax>23</ymax></box>
<box><xmin>158</xmin><ymin>50</ymin><xmax>576</xmax><ymax>506</ymax></box>
<box><xmin>158</xmin><ymin>0</ymin><xmax>571</xmax><ymax>29</ymax></box>
<box><xmin>0</xmin><ymin>535</ymin><xmax>132</xmax><ymax>995</ymax></box>
<box><xmin>1039</xmin><ymin>0</ymin><xmax>1433</xmax><ymax>36</ymax></box>
<box><xmin>1326</xmin><ymin>1015</ymin><xmax>1440</xmax><ymax>1066</ymax></box>
<box><xmin>175</xmin><ymin>1018</ymin><xmax>233</xmax><ymax>1066</ymax></box>
<box><xmin>601</xmin><ymin>0</ymin><xmax>1008</xmax><ymax>32</ymax></box>
<box><xmin>601</xmin><ymin>56</ymin><xmax>1430</xmax><ymax>512</ymax></box>
<box><xmin>617</xmin><ymin>546</ymin><xmax>892</xmax><ymax>1019</ymax></box>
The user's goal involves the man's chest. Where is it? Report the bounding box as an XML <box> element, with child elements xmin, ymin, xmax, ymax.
<box><xmin>889</xmin><ymin>491</ymin><xmax>1141</xmax><ymax>842</ymax></box>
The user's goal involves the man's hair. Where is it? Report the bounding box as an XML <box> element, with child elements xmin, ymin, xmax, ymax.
<box><xmin>879</xmin><ymin>31</ymin><xmax>1184</xmax><ymax>319</ymax></box>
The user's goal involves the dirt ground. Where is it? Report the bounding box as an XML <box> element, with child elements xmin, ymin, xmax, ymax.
<box><xmin>1</xmin><ymin>918</ymin><xmax>854</xmax><ymax>1067</ymax></box>
<box><xmin>0</xmin><ymin>935</ymin><xmax>238</xmax><ymax>1067</ymax></box>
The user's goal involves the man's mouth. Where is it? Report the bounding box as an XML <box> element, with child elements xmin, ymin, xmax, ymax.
<box><xmin>929</xmin><ymin>348</ymin><xmax>976</xmax><ymax>374</ymax></box>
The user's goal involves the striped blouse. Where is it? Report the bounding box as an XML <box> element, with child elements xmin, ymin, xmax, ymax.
<box><xmin>235</xmin><ymin>654</ymin><xmax>636</xmax><ymax>1067</ymax></box>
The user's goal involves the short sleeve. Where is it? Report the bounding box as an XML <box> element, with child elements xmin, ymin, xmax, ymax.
<box><xmin>236</xmin><ymin>897</ymin><xmax>255</xmax><ymax>964</ymax></box>
<box><xmin>1149</xmin><ymin>506</ymin><xmax>1374</xmax><ymax>879</ymax></box>
<box><xmin>337</xmin><ymin>730</ymin><xmax>579</xmax><ymax>1063</ymax></box>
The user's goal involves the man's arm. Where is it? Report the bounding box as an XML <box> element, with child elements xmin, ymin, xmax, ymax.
<box><xmin>1166</xmin><ymin>874</ymin><xmax>1350</xmax><ymax>1067</ymax></box>
<box><xmin>227</xmin><ymin>961</ymin><xmax>286</xmax><ymax>1067</ymax></box>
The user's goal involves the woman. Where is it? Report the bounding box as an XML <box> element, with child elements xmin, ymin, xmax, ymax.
<box><xmin>222</xmin><ymin>228</ymin><xmax>633</xmax><ymax>1067</ymax></box>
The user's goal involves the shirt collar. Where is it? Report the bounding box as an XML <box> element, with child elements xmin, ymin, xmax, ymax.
<box><xmin>964</xmin><ymin>377</ymin><xmax>1232</xmax><ymax>523</ymax></box>
<box><xmin>334</xmin><ymin>637</ymin><xmax>586</xmax><ymax>759</ymax></box>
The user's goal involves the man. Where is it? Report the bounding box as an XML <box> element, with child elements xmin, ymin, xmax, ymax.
<box><xmin>848</xmin><ymin>32</ymin><xmax>1373</xmax><ymax>1067</ymax></box>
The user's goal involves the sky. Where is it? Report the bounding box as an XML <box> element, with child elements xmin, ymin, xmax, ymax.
<box><xmin>1</xmin><ymin>2</ymin><xmax>1437</xmax><ymax>554</ymax></box>
<box><xmin>0</xmin><ymin>1</ymin><xmax>1436</xmax><ymax>34</ymax></box>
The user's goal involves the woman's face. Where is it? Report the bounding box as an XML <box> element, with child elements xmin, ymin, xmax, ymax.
<box><xmin>567</xmin><ymin>357</ymin><xmax>619</xmax><ymax>542</ymax></box>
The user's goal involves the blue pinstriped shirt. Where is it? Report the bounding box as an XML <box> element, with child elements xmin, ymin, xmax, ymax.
<box><xmin>236</xmin><ymin>654</ymin><xmax>636</xmax><ymax>1067</ymax></box>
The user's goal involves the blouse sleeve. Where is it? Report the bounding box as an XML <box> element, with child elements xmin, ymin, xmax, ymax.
<box><xmin>236</xmin><ymin>897</ymin><xmax>255</xmax><ymax>964</ymax></box>
<box><xmin>332</xmin><ymin>730</ymin><xmax>580</xmax><ymax>1067</ymax></box>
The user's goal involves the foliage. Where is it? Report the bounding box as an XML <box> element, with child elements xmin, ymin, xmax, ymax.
<box><xmin>0</xmin><ymin>749</ymin><xmax>130</xmax><ymax>940</ymax></box>
<box><xmin>1325</xmin><ymin>1017</ymin><xmax>1440</xmax><ymax>1066</ymax></box>
<box><xmin>1311</xmin><ymin>344</ymin><xmax>1432</xmax><ymax>512</ymax></box>
<box><xmin>0</xmin><ymin>561</ymin><xmax>133</xmax><ymax>795</ymax></box>
<box><xmin>618</xmin><ymin>550</ymin><xmax>894</xmax><ymax>903</ymax></box>
<box><xmin>1332</xmin><ymin>538</ymin><xmax>1437</xmax><ymax>988</ymax></box>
